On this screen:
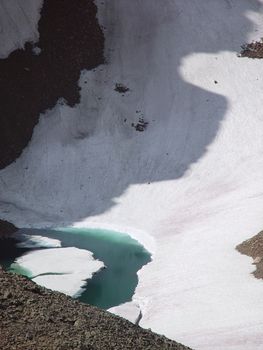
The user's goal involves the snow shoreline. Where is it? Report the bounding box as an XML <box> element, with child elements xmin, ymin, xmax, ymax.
<box><xmin>10</xmin><ymin>225</ymin><xmax>152</xmax><ymax>316</ymax></box>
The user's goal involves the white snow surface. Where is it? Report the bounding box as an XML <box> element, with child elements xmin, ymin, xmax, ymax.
<box><xmin>15</xmin><ymin>233</ymin><xmax>61</xmax><ymax>248</ymax></box>
<box><xmin>12</xmin><ymin>247</ymin><xmax>104</xmax><ymax>297</ymax></box>
<box><xmin>108</xmin><ymin>301</ymin><xmax>141</xmax><ymax>325</ymax></box>
<box><xmin>1</xmin><ymin>0</ymin><xmax>263</xmax><ymax>349</ymax></box>
<box><xmin>0</xmin><ymin>0</ymin><xmax>43</xmax><ymax>58</ymax></box>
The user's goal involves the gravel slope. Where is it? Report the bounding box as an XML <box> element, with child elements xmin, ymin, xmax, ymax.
<box><xmin>0</xmin><ymin>269</ymin><xmax>191</xmax><ymax>350</ymax></box>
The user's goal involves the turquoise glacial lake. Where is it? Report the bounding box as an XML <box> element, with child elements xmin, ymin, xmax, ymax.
<box><xmin>0</xmin><ymin>228</ymin><xmax>151</xmax><ymax>309</ymax></box>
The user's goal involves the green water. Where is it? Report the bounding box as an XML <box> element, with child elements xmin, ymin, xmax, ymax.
<box><xmin>0</xmin><ymin>228</ymin><xmax>151</xmax><ymax>309</ymax></box>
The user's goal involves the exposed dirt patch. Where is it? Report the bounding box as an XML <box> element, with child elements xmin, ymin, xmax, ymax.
<box><xmin>114</xmin><ymin>83</ymin><xmax>130</xmax><ymax>93</ymax></box>
<box><xmin>132</xmin><ymin>118</ymin><xmax>149</xmax><ymax>132</ymax></box>
<box><xmin>0</xmin><ymin>220</ymin><xmax>17</xmax><ymax>238</ymax></box>
<box><xmin>0</xmin><ymin>269</ymin><xmax>191</xmax><ymax>350</ymax></box>
<box><xmin>239</xmin><ymin>40</ymin><xmax>263</xmax><ymax>58</ymax></box>
<box><xmin>0</xmin><ymin>0</ymin><xmax>104</xmax><ymax>170</ymax></box>
<box><xmin>236</xmin><ymin>231</ymin><xmax>263</xmax><ymax>279</ymax></box>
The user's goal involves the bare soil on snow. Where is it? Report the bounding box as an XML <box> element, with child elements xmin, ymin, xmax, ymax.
<box><xmin>239</xmin><ymin>40</ymin><xmax>263</xmax><ymax>59</ymax></box>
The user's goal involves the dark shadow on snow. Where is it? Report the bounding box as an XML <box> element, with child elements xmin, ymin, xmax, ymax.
<box><xmin>0</xmin><ymin>0</ymin><xmax>262</xmax><ymax>224</ymax></box>
<box><xmin>0</xmin><ymin>0</ymin><xmax>104</xmax><ymax>169</ymax></box>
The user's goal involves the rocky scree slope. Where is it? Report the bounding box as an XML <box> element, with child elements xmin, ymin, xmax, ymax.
<box><xmin>0</xmin><ymin>269</ymin><xmax>192</xmax><ymax>350</ymax></box>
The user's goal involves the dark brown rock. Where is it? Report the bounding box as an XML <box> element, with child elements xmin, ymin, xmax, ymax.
<box><xmin>239</xmin><ymin>40</ymin><xmax>263</xmax><ymax>59</ymax></box>
<box><xmin>0</xmin><ymin>220</ymin><xmax>17</xmax><ymax>238</ymax></box>
<box><xmin>236</xmin><ymin>231</ymin><xmax>263</xmax><ymax>279</ymax></box>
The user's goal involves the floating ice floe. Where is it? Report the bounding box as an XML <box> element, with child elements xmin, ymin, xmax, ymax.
<box><xmin>15</xmin><ymin>233</ymin><xmax>61</xmax><ymax>248</ymax></box>
<box><xmin>11</xmin><ymin>247</ymin><xmax>104</xmax><ymax>297</ymax></box>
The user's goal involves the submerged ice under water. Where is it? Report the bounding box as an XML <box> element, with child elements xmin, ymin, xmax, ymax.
<box><xmin>0</xmin><ymin>228</ymin><xmax>151</xmax><ymax>309</ymax></box>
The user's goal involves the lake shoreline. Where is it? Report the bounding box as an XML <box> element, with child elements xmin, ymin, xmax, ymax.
<box><xmin>1</xmin><ymin>227</ymin><xmax>152</xmax><ymax>310</ymax></box>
